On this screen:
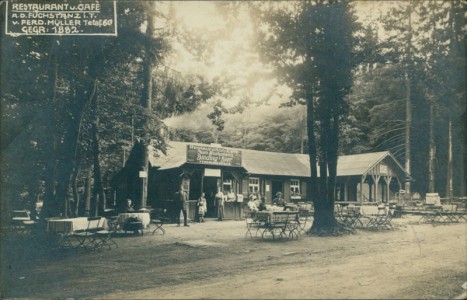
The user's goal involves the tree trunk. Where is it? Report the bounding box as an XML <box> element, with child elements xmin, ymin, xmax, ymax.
<box><xmin>90</xmin><ymin>79</ymin><xmax>106</xmax><ymax>216</ymax></box>
<box><xmin>54</xmin><ymin>82</ymin><xmax>94</xmax><ymax>217</ymax></box>
<box><xmin>84</xmin><ymin>168</ymin><xmax>92</xmax><ymax>217</ymax></box>
<box><xmin>138</xmin><ymin>7</ymin><xmax>155</xmax><ymax>209</ymax></box>
<box><xmin>306</xmin><ymin>86</ymin><xmax>340</xmax><ymax>234</ymax></box>
<box><xmin>428</xmin><ymin>98</ymin><xmax>435</xmax><ymax>193</ymax></box>
<box><xmin>309</xmin><ymin>90</ymin><xmax>343</xmax><ymax>235</ymax></box>
<box><xmin>41</xmin><ymin>48</ymin><xmax>58</xmax><ymax>220</ymax></box>
<box><xmin>446</xmin><ymin>120</ymin><xmax>453</xmax><ymax>199</ymax></box>
<box><xmin>71</xmin><ymin>167</ymin><xmax>80</xmax><ymax>217</ymax></box>
<box><xmin>306</xmin><ymin>88</ymin><xmax>319</xmax><ymax>202</ymax></box>
<box><xmin>404</xmin><ymin>3</ymin><xmax>413</xmax><ymax>199</ymax></box>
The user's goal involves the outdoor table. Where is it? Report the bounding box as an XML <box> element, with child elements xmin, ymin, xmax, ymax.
<box><xmin>118</xmin><ymin>212</ymin><xmax>150</xmax><ymax>233</ymax></box>
<box><xmin>418</xmin><ymin>205</ymin><xmax>465</xmax><ymax>224</ymax></box>
<box><xmin>47</xmin><ymin>217</ymin><xmax>108</xmax><ymax>249</ymax></box>
<box><xmin>254</xmin><ymin>211</ymin><xmax>300</xmax><ymax>240</ymax></box>
<box><xmin>361</xmin><ymin>205</ymin><xmax>393</xmax><ymax>230</ymax></box>
<box><xmin>336</xmin><ymin>206</ymin><xmax>363</xmax><ymax>228</ymax></box>
<box><xmin>47</xmin><ymin>217</ymin><xmax>91</xmax><ymax>233</ymax></box>
<box><xmin>11</xmin><ymin>210</ymin><xmax>33</xmax><ymax>234</ymax></box>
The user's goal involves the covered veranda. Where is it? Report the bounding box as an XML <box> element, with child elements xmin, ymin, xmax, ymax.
<box><xmin>333</xmin><ymin>151</ymin><xmax>407</xmax><ymax>204</ymax></box>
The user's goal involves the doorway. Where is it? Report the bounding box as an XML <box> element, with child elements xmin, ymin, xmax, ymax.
<box><xmin>203</xmin><ymin>177</ymin><xmax>219</xmax><ymax>218</ymax></box>
<box><xmin>272</xmin><ymin>180</ymin><xmax>283</xmax><ymax>201</ymax></box>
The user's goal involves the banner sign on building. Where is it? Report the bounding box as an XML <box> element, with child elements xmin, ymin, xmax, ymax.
<box><xmin>5</xmin><ymin>1</ymin><xmax>117</xmax><ymax>36</ymax></box>
<box><xmin>187</xmin><ymin>145</ymin><xmax>242</xmax><ymax>167</ymax></box>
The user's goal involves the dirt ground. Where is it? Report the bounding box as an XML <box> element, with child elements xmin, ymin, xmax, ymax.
<box><xmin>1</xmin><ymin>215</ymin><xmax>466</xmax><ymax>299</ymax></box>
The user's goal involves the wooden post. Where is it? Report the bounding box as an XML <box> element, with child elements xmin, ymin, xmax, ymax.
<box><xmin>372</xmin><ymin>175</ymin><xmax>380</xmax><ymax>203</ymax></box>
<box><xmin>360</xmin><ymin>176</ymin><xmax>365</xmax><ymax>204</ymax></box>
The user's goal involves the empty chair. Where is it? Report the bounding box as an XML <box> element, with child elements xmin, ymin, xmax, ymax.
<box><xmin>73</xmin><ymin>217</ymin><xmax>105</xmax><ymax>249</ymax></box>
<box><xmin>94</xmin><ymin>218</ymin><xmax>118</xmax><ymax>250</ymax></box>
<box><xmin>151</xmin><ymin>208</ymin><xmax>170</xmax><ymax>235</ymax></box>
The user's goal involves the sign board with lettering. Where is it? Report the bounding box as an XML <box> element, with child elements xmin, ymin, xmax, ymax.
<box><xmin>187</xmin><ymin>145</ymin><xmax>242</xmax><ymax>167</ymax></box>
<box><xmin>5</xmin><ymin>1</ymin><xmax>117</xmax><ymax>36</ymax></box>
<box><xmin>204</xmin><ymin>168</ymin><xmax>221</xmax><ymax>177</ymax></box>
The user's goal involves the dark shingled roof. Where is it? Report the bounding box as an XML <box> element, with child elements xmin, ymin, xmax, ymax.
<box><xmin>149</xmin><ymin>141</ymin><xmax>404</xmax><ymax>177</ymax></box>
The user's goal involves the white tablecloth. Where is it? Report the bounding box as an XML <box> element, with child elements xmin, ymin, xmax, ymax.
<box><xmin>47</xmin><ymin>217</ymin><xmax>107</xmax><ymax>233</ymax></box>
<box><xmin>118</xmin><ymin>213</ymin><xmax>150</xmax><ymax>229</ymax></box>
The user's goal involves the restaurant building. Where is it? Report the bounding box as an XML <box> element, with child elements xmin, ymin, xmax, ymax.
<box><xmin>112</xmin><ymin>141</ymin><xmax>407</xmax><ymax>220</ymax></box>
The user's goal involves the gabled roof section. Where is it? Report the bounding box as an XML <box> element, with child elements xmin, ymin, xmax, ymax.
<box><xmin>336</xmin><ymin>151</ymin><xmax>390</xmax><ymax>176</ymax></box>
<box><xmin>148</xmin><ymin>141</ymin><xmax>406</xmax><ymax>178</ymax></box>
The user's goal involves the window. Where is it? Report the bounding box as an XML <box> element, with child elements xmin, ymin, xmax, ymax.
<box><xmin>249</xmin><ymin>177</ymin><xmax>260</xmax><ymax>194</ymax></box>
<box><xmin>223</xmin><ymin>179</ymin><xmax>232</xmax><ymax>192</ymax></box>
<box><xmin>290</xmin><ymin>179</ymin><xmax>300</xmax><ymax>197</ymax></box>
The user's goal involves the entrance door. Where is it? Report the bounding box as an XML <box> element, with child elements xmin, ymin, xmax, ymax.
<box><xmin>203</xmin><ymin>177</ymin><xmax>219</xmax><ymax>218</ymax></box>
<box><xmin>272</xmin><ymin>180</ymin><xmax>283</xmax><ymax>201</ymax></box>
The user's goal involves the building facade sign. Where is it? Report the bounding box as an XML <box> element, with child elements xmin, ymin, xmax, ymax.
<box><xmin>187</xmin><ymin>145</ymin><xmax>242</xmax><ymax>167</ymax></box>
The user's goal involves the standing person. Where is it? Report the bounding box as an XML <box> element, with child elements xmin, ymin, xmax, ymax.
<box><xmin>215</xmin><ymin>188</ymin><xmax>225</xmax><ymax>221</ymax></box>
<box><xmin>197</xmin><ymin>193</ymin><xmax>207</xmax><ymax>223</ymax></box>
<box><xmin>174</xmin><ymin>186</ymin><xmax>189</xmax><ymax>227</ymax></box>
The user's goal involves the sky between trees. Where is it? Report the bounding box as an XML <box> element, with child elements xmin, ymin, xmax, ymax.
<box><xmin>162</xmin><ymin>1</ymin><xmax>394</xmax><ymax>129</ymax></box>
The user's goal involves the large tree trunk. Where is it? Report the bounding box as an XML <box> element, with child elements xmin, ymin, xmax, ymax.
<box><xmin>138</xmin><ymin>8</ymin><xmax>155</xmax><ymax>209</ymax></box>
<box><xmin>309</xmin><ymin>94</ymin><xmax>345</xmax><ymax>235</ymax></box>
<box><xmin>306</xmin><ymin>87</ymin><xmax>318</xmax><ymax>202</ymax></box>
<box><xmin>306</xmin><ymin>86</ymin><xmax>340</xmax><ymax>234</ymax></box>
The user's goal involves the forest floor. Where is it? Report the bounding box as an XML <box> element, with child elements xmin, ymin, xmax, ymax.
<box><xmin>1</xmin><ymin>215</ymin><xmax>466</xmax><ymax>299</ymax></box>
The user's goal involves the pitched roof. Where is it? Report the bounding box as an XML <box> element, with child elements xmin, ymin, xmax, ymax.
<box><xmin>335</xmin><ymin>151</ymin><xmax>391</xmax><ymax>176</ymax></box>
<box><xmin>149</xmin><ymin>141</ymin><xmax>404</xmax><ymax>178</ymax></box>
<box><xmin>241</xmin><ymin>149</ymin><xmax>310</xmax><ymax>177</ymax></box>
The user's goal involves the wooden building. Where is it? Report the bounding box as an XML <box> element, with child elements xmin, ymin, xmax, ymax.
<box><xmin>112</xmin><ymin>141</ymin><xmax>407</xmax><ymax>220</ymax></box>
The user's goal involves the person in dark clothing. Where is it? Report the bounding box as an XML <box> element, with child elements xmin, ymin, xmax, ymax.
<box><xmin>124</xmin><ymin>199</ymin><xmax>135</xmax><ymax>212</ymax></box>
<box><xmin>258</xmin><ymin>197</ymin><xmax>267</xmax><ymax>211</ymax></box>
<box><xmin>174</xmin><ymin>187</ymin><xmax>189</xmax><ymax>227</ymax></box>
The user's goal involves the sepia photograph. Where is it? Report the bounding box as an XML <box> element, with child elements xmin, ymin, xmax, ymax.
<box><xmin>0</xmin><ymin>1</ymin><xmax>465</xmax><ymax>299</ymax></box>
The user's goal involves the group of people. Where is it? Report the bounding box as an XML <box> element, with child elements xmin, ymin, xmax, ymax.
<box><xmin>197</xmin><ymin>188</ymin><xmax>226</xmax><ymax>222</ymax></box>
<box><xmin>124</xmin><ymin>189</ymin><xmax>287</xmax><ymax>226</ymax></box>
<box><xmin>122</xmin><ymin>188</ymin><xmax>291</xmax><ymax>228</ymax></box>
<box><xmin>174</xmin><ymin>187</ymin><xmax>231</xmax><ymax>225</ymax></box>
<box><xmin>247</xmin><ymin>192</ymin><xmax>286</xmax><ymax>212</ymax></box>
<box><xmin>247</xmin><ymin>193</ymin><xmax>267</xmax><ymax>212</ymax></box>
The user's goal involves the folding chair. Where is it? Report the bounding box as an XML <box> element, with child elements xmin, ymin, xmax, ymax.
<box><xmin>94</xmin><ymin>218</ymin><xmax>118</xmax><ymax>250</ymax></box>
<box><xmin>73</xmin><ymin>217</ymin><xmax>105</xmax><ymax>249</ymax></box>
<box><xmin>297</xmin><ymin>209</ymin><xmax>312</xmax><ymax>234</ymax></box>
<box><xmin>151</xmin><ymin>208</ymin><xmax>170</xmax><ymax>235</ymax></box>
<box><xmin>244</xmin><ymin>210</ymin><xmax>260</xmax><ymax>238</ymax></box>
